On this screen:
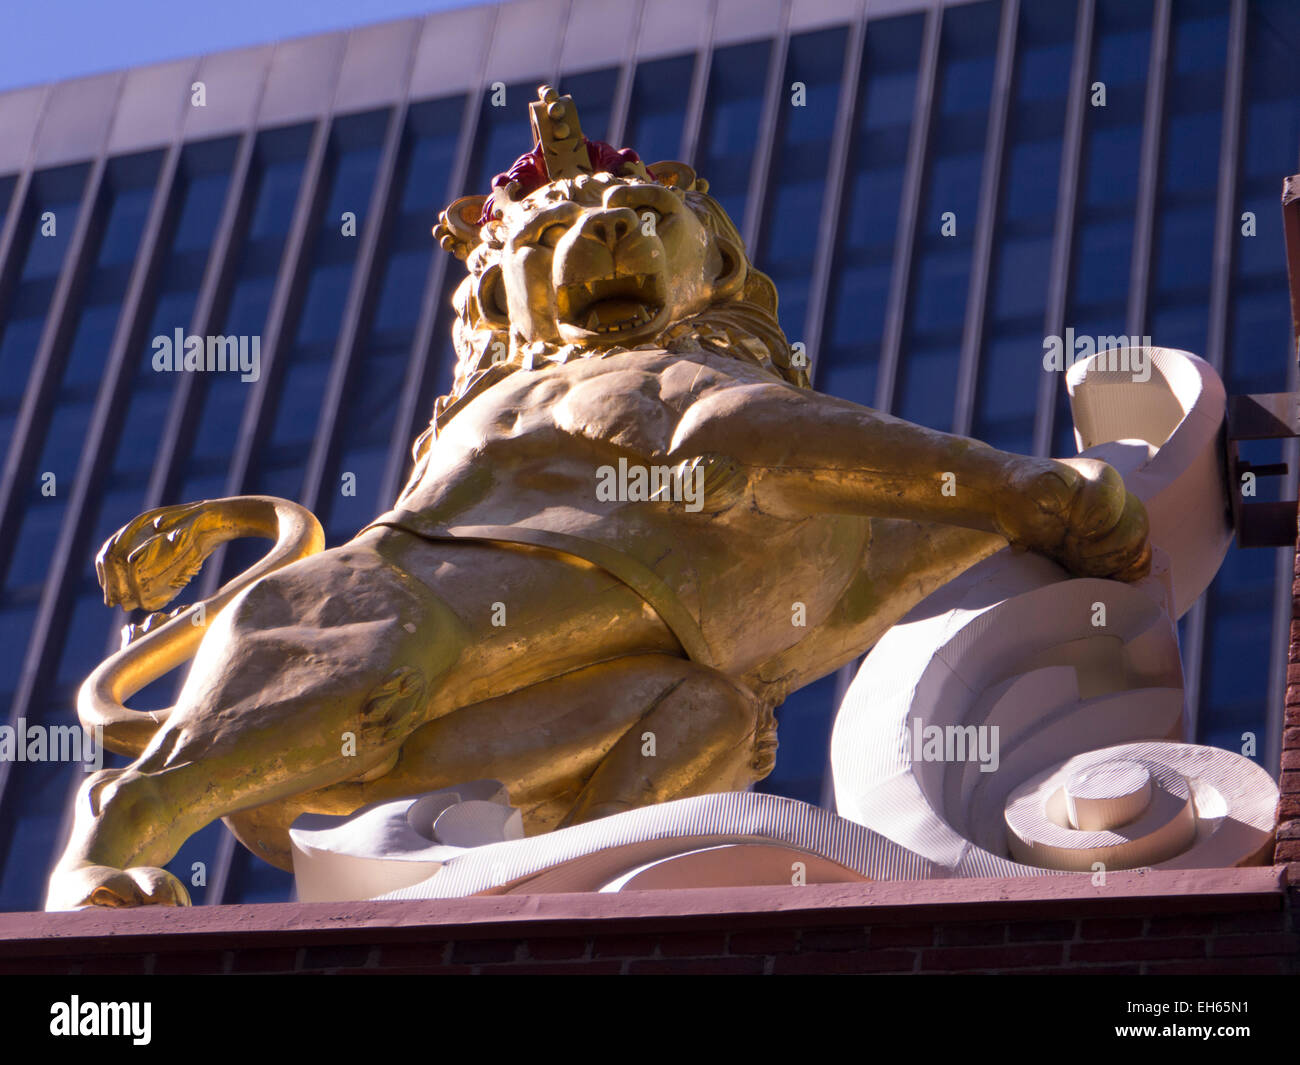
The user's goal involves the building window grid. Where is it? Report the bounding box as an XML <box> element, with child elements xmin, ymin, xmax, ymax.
<box><xmin>894</xmin><ymin>0</ymin><xmax>1001</xmax><ymax>433</ymax></box>
<box><xmin>178</xmin><ymin>130</ymin><xmax>313</xmax><ymax>498</ymax></box>
<box><xmin>399</xmin><ymin>80</ymin><xmax>537</xmax><ymax>456</ymax></box>
<box><xmin>972</xmin><ymin>0</ymin><xmax>1077</xmax><ymax>455</ymax></box>
<box><xmin>819</xmin><ymin>12</ymin><xmax>927</xmax><ymax>413</ymax></box>
<box><xmin>0</xmin><ymin>164</ymin><xmax>92</xmax><ymax>562</ymax></box>
<box><xmin>323</xmin><ymin>97</ymin><xmax>468</xmax><ymax>541</ymax></box>
<box><xmin>250</xmin><ymin>109</ymin><xmax>391</xmax><ymax>499</ymax></box>
<box><xmin>2</xmin><ymin>156</ymin><xmax>163</xmax><ymax>680</ymax></box>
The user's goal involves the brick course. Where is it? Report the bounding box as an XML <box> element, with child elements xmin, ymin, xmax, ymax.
<box><xmin>1</xmin><ymin>866</ymin><xmax>1295</xmax><ymax>975</ymax></box>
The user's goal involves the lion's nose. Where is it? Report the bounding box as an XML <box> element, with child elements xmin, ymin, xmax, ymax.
<box><xmin>577</xmin><ymin>208</ymin><xmax>636</xmax><ymax>249</ymax></box>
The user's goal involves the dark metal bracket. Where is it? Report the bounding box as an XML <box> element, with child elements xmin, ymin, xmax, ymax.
<box><xmin>1226</xmin><ymin>393</ymin><xmax>1300</xmax><ymax>547</ymax></box>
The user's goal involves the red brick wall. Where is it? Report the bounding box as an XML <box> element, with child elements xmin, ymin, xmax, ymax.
<box><xmin>1</xmin><ymin>867</ymin><xmax>1295</xmax><ymax>975</ymax></box>
<box><xmin>1277</xmin><ymin>532</ymin><xmax>1300</xmax><ymax>862</ymax></box>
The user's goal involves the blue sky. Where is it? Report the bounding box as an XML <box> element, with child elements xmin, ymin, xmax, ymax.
<box><xmin>0</xmin><ymin>0</ymin><xmax>485</xmax><ymax>92</ymax></box>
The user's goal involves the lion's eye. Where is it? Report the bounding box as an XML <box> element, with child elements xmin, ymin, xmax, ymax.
<box><xmin>537</xmin><ymin>223</ymin><xmax>566</xmax><ymax>248</ymax></box>
<box><xmin>633</xmin><ymin>206</ymin><xmax>667</xmax><ymax>235</ymax></box>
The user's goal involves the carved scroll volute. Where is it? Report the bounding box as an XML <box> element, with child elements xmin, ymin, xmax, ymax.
<box><xmin>646</xmin><ymin>161</ymin><xmax>709</xmax><ymax>195</ymax></box>
<box><xmin>433</xmin><ymin>194</ymin><xmax>489</xmax><ymax>260</ymax></box>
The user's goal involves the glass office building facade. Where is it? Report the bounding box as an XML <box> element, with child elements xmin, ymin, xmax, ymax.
<box><xmin>0</xmin><ymin>0</ymin><xmax>1297</xmax><ymax>909</ymax></box>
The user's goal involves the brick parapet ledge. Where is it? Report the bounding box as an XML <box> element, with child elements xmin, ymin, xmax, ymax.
<box><xmin>1279</xmin><ymin>512</ymin><xmax>1300</xmax><ymax>863</ymax></box>
<box><xmin>0</xmin><ymin>867</ymin><xmax>1295</xmax><ymax>975</ymax></box>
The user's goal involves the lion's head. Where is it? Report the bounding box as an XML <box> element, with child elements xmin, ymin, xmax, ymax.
<box><xmin>426</xmin><ymin>87</ymin><xmax>807</xmax><ymax>434</ymax></box>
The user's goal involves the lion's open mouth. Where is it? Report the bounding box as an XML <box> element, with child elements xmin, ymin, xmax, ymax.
<box><xmin>556</xmin><ymin>273</ymin><xmax>667</xmax><ymax>335</ymax></box>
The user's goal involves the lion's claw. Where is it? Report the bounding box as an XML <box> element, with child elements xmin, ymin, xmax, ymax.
<box><xmin>47</xmin><ymin>863</ymin><xmax>192</xmax><ymax>911</ymax></box>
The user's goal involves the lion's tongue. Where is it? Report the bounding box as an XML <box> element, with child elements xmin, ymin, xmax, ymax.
<box><xmin>586</xmin><ymin>299</ymin><xmax>648</xmax><ymax>331</ymax></box>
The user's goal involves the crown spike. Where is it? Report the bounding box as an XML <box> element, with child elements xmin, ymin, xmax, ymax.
<box><xmin>530</xmin><ymin>84</ymin><xmax>591</xmax><ymax>182</ymax></box>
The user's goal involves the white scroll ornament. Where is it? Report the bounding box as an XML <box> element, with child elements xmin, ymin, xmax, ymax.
<box><xmin>831</xmin><ymin>348</ymin><xmax>1277</xmax><ymax>875</ymax></box>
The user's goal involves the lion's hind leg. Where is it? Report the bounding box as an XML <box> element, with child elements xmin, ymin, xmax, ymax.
<box><xmin>48</xmin><ymin>770</ymin><xmax>194</xmax><ymax>909</ymax></box>
<box><xmin>45</xmin><ymin>539</ymin><xmax>457</xmax><ymax>911</ymax></box>
<box><xmin>556</xmin><ymin>657</ymin><xmax>772</xmax><ymax>828</ymax></box>
<box><xmin>223</xmin><ymin>654</ymin><xmax>774</xmax><ymax>867</ymax></box>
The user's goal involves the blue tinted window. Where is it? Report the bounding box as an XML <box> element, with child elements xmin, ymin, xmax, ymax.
<box><xmin>406</xmin><ymin>84</ymin><xmax>532</xmax><ymax>478</ymax></box>
<box><xmin>222</xmin><ymin>844</ymin><xmax>297</xmax><ymax>905</ymax></box>
<box><xmin>186</xmin><ymin>128</ymin><xmax>310</xmax><ymax>470</ymax></box>
<box><xmin>623</xmin><ymin>55</ymin><xmax>694</xmax><ymax>163</ymax></box>
<box><xmin>466</xmin><ymin>81</ymin><xmax>535</xmax><ymax>195</ymax></box>
<box><xmin>897</xmin><ymin>339</ymin><xmax>963</xmax><ymax>429</ymax></box>
<box><xmin>694</xmin><ymin>41</ymin><xmax>771</xmax><ymax>230</ymax></box>
<box><xmin>7</xmin><ymin>488</ymin><xmax>64</xmax><ymax>583</ymax></box>
<box><xmin>1051</xmin><ymin>0</ymin><xmax>1156</xmax><ymax>458</ymax></box>
<box><xmin>172</xmin><ymin>169</ymin><xmax>232</xmax><ymax>253</ymax></box>
<box><xmin>974</xmin><ymin>332</ymin><xmax>1040</xmax><ymax>452</ymax></box>
<box><xmin>370</xmin><ymin>248</ymin><xmax>429</xmax><ymax>333</ymax></box>
<box><xmin>558</xmin><ymin>67</ymin><xmax>619</xmax><ymax>145</ymax></box>
<box><xmin>1145</xmin><ymin>0</ymin><xmax>1228</xmax><ymax>362</ymax></box>
<box><xmin>975</xmin><ymin>1</ymin><xmax>1075</xmax><ymax>450</ymax></box>
<box><xmin>292</xmin><ymin>260</ymin><xmax>353</xmax><ymax>346</ymax></box>
<box><xmin>0</xmin><ymin>600</ymin><xmax>36</xmax><ymax>705</ymax></box>
<box><xmin>324</xmin><ymin>96</ymin><xmax>465</xmax><ymax>537</ymax></box>
<box><xmin>758</xmin><ymin>26</ymin><xmax>851</xmax><ymax>345</ymax></box>
<box><xmin>64</xmin><ymin>157</ymin><xmax>164</xmax><ymax>389</ymax></box>
<box><xmin>18</xmin><ymin>167</ymin><xmax>88</xmax><ymax>281</ymax></box>
<box><xmin>414</xmin><ymin>270</ymin><xmax>462</xmax><ymax>444</ymax></box>
<box><xmin>1200</xmin><ymin>550</ymin><xmax>1277</xmax><ymax>752</ymax></box>
<box><xmin>755</xmin><ymin>671</ymin><xmax>840</xmax><ymax>805</ymax></box>
<box><xmin>896</xmin><ymin>1</ymin><xmax>999</xmax><ymax>429</ymax></box>
<box><xmin>163</xmin><ymin>822</ymin><xmax>227</xmax><ymax>906</ymax></box>
<box><xmin>0</xmin><ymin>812</ymin><xmax>60</xmax><ymax>910</ymax></box>
<box><xmin>0</xmin><ymin>176</ymin><xmax>13</xmax><ymax>241</ymax></box>
<box><xmin>399</xmin><ymin>104</ymin><xmax>460</xmax><ymax>215</ymax></box>
<box><xmin>98</xmin><ymin>183</ymin><xmax>154</xmax><ymax>266</ymax></box>
<box><xmin>0</xmin><ymin>165</ymin><xmax>89</xmax><ymax>453</ymax></box>
<box><xmin>1</xmin><ymin>154</ymin><xmax>158</xmax><ymax>605</ymax></box>
<box><xmin>249</xmin><ymin>155</ymin><xmax>310</xmax><ymax>241</ymax></box>
<box><xmin>255</xmin><ymin>111</ymin><xmax>389</xmax><ymax>488</ymax></box>
<box><xmin>0</xmin><ymin>317</ymin><xmax>43</xmax><ymax>406</ymax></box>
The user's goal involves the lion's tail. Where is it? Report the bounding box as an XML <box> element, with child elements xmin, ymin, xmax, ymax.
<box><xmin>78</xmin><ymin>496</ymin><xmax>324</xmax><ymax>757</ymax></box>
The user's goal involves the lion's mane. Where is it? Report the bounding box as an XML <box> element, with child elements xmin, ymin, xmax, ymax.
<box><xmin>431</xmin><ymin>185</ymin><xmax>810</xmax><ymax>435</ymax></box>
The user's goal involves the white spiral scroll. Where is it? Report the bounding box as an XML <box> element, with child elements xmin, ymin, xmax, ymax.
<box><xmin>831</xmin><ymin>348</ymin><xmax>1277</xmax><ymax>875</ymax></box>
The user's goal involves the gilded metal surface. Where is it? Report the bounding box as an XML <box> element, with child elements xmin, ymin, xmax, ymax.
<box><xmin>46</xmin><ymin>87</ymin><xmax>1148</xmax><ymax>910</ymax></box>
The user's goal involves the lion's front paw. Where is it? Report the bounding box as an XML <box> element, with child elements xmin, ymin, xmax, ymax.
<box><xmin>1002</xmin><ymin>458</ymin><xmax>1151</xmax><ymax>582</ymax></box>
<box><xmin>46</xmin><ymin>863</ymin><xmax>192</xmax><ymax>911</ymax></box>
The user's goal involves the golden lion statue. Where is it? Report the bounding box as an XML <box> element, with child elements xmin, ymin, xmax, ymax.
<box><xmin>46</xmin><ymin>87</ymin><xmax>1149</xmax><ymax>909</ymax></box>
